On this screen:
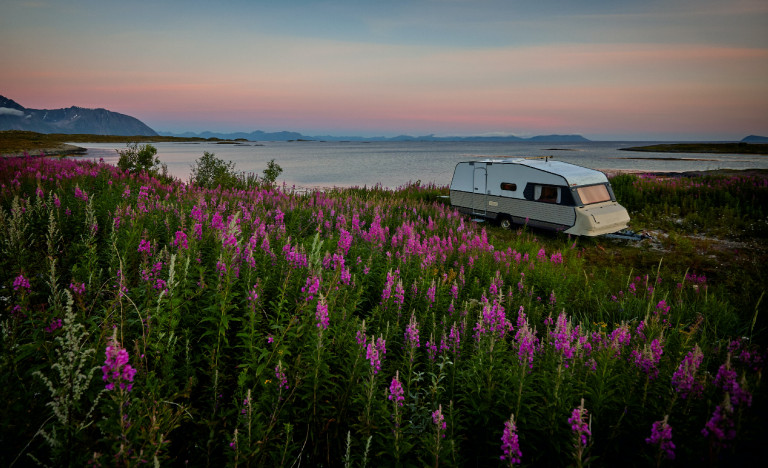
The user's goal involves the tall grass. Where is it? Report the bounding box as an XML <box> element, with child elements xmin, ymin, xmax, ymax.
<box><xmin>0</xmin><ymin>155</ymin><xmax>765</xmax><ymax>466</ymax></box>
<box><xmin>611</xmin><ymin>172</ymin><xmax>768</xmax><ymax>238</ymax></box>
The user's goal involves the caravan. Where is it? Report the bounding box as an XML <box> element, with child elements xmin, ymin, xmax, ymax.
<box><xmin>449</xmin><ymin>158</ymin><xmax>630</xmax><ymax>236</ymax></box>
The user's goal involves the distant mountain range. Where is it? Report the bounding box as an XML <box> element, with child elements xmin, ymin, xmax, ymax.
<box><xmin>0</xmin><ymin>95</ymin><xmax>157</xmax><ymax>136</ymax></box>
<box><xmin>742</xmin><ymin>135</ymin><xmax>768</xmax><ymax>143</ymax></box>
<box><xmin>3</xmin><ymin>95</ymin><xmax>763</xmax><ymax>143</ymax></box>
<box><xmin>157</xmin><ymin>130</ymin><xmax>592</xmax><ymax>143</ymax></box>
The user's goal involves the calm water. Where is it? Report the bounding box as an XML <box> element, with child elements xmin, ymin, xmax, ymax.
<box><xmin>70</xmin><ymin>140</ymin><xmax>768</xmax><ymax>189</ymax></box>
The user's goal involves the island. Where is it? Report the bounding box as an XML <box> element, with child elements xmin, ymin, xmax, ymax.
<box><xmin>620</xmin><ymin>142</ymin><xmax>768</xmax><ymax>155</ymax></box>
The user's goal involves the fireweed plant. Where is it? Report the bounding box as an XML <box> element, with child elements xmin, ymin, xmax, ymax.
<box><xmin>0</xmin><ymin>154</ymin><xmax>766</xmax><ymax>466</ymax></box>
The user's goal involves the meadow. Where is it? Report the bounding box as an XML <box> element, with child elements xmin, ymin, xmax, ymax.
<box><xmin>0</xmin><ymin>154</ymin><xmax>766</xmax><ymax>466</ymax></box>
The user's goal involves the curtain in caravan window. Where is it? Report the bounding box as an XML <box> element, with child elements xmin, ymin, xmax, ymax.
<box><xmin>535</xmin><ymin>185</ymin><xmax>559</xmax><ymax>203</ymax></box>
<box><xmin>576</xmin><ymin>184</ymin><xmax>611</xmax><ymax>205</ymax></box>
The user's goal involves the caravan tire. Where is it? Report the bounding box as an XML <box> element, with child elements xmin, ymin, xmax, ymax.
<box><xmin>499</xmin><ymin>217</ymin><xmax>513</xmax><ymax>230</ymax></box>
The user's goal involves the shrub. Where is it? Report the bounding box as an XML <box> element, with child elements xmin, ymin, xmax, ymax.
<box><xmin>190</xmin><ymin>151</ymin><xmax>242</xmax><ymax>189</ymax></box>
<box><xmin>116</xmin><ymin>143</ymin><xmax>161</xmax><ymax>174</ymax></box>
<box><xmin>262</xmin><ymin>159</ymin><xmax>283</xmax><ymax>186</ymax></box>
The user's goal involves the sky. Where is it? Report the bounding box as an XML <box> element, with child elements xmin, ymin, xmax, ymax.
<box><xmin>1</xmin><ymin>0</ymin><xmax>767</xmax><ymax>140</ymax></box>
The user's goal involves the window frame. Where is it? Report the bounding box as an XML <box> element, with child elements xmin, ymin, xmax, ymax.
<box><xmin>575</xmin><ymin>184</ymin><xmax>612</xmax><ymax>205</ymax></box>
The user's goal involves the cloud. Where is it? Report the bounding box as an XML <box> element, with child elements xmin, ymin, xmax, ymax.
<box><xmin>0</xmin><ymin>107</ymin><xmax>25</xmax><ymax>117</ymax></box>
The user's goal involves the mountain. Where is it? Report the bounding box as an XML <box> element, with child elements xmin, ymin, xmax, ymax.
<box><xmin>742</xmin><ymin>135</ymin><xmax>768</xmax><ymax>143</ymax></box>
<box><xmin>158</xmin><ymin>129</ymin><xmax>590</xmax><ymax>143</ymax></box>
<box><xmin>0</xmin><ymin>95</ymin><xmax>157</xmax><ymax>136</ymax></box>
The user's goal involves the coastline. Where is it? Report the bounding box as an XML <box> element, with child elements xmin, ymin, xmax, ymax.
<box><xmin>599</xmin><ymin>167</ymin><xmax>768</xmax><ymax>178</ymax></box>
<box><xmin>1</xmin><ymin>143</ymin><xmax>87</xmax><ymax>158</ymax></box>
<box><xmin>620</xmin><ymin>142</ymin><xmax>768</xmax><ymax>155</ymax></box>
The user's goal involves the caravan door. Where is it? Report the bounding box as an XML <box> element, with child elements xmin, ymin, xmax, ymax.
<box><xmin>473</xmin><ymin>167</ymin><xmax>487</xmax><ymax>215</ymax></box>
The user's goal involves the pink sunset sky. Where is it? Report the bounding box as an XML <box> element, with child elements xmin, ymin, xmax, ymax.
<box><xmin>1</xmin><ymin>0</ymin><xmax>767</xmax><ymax>140</ymax></box>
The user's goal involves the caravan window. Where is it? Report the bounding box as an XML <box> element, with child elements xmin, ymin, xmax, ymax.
<box><xmin>535</xmin><ymin>185</ymin><xmax>560</xmax><ymax>204</ymax></box>
<box><xmin>576</xmin><ymin>184</ymin><xmax>611</xmax><ymax>205</ymax></box>
<box><xmin>500</xmin><ymin>182</ymin><xmax>517</xmax><ymax>191</ymax></box>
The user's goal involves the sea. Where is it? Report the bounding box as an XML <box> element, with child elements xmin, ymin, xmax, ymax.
<box><xmin>70</xmin><ymin>140</ymin><xmax>768</xmax><ymax>189</ymax></box>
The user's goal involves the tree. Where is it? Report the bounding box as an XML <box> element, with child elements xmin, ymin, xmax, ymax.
<box><xmin>116</xmin><ymin>143</ymin><xmax>160</xmax><ymax>174</ymax></box>
<box><xmin>262</xmin><ymin>159</ymin><xmax>283</xmax><ymax>186</ymax></box>
<box><xmin>190</xmin><ymin>151</ymin><xmax>240</xmax><ymax>189</ymax></box>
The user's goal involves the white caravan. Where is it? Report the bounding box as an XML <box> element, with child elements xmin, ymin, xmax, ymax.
<box><xmin>449</xmin><ymin>158</ymin><xmax>630</xmax><ymax>236</ymax></box>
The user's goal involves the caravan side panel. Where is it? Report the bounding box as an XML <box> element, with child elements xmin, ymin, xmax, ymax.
<box><xmin>450</xmin><ymin>190</ymin><xmax>476</xmax><ymax>212</ymax></box>
<box><xmin>488</xmin><ymin>194</ymin><xmax>576</xmax><ymax>227</ymax></box>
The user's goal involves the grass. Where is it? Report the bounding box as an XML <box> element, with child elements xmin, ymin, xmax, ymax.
<box><xmin>0</xmin><ymin>154</ymin><xmax>766</xmax><ymax>466</ymax></box>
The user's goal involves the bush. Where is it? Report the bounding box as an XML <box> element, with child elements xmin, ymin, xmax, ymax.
<box><xmin>116</xmin><ymin>143</ymin><xmax>161</xmax><ymax>174</ymax></box>
<box><xmin>190</xmin><ymin>151</ymin><xmax>243</xmax><ymax>189</ymax></box>
<box><xmin>191</xmin><ymin>153</ymin><xmax>281</xmax><ymax>190</ymax></box>
<box><xmin>262</xmin><ymin>159</ymin><xmax>283</xmax><ymax>186</ymax></box>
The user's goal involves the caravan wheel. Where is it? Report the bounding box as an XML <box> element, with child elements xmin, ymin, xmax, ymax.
<box><xmin>499</xmin><ymin>216</ymin><xmax>513</xmax><ymax>230</ymax></box>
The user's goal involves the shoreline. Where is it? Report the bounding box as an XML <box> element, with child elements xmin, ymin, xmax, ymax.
<box><xmin>1</xmin><ymin>143</ymin><xmax>87</xmax><ymax>158</ymax></box>
<box><xmin>599</xmin><ymin>167</ymin><xmax>768</xmax><ymax>178</ymax></box>
<box><xmin>620</xmin><ymin>142</ymin><xmax>768</xmax><ymax>155</ymax></box>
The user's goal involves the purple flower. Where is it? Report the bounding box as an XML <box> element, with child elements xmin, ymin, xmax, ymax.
<box><xmin>426</xmin><ymin>336</ymin><xmax>438</xmax><ymax>361</ymax></box>
<box><xmin>69</xmin><ymin>281</ymin><xmax>86</xmax><ymax>295</ymax></box>
<box><xmin>630</xmin><ymin>338</ymin><xmax>664</xmax><ymax>380</ymax></box>
<box><xmin>426</xmin><ymin>280</ymin><xmax>436</xmax><ymax>306</ymax></box>
<box><xmin>537</xmin><ymin>248</ymin><xmax>546</xmax><ymax>261</ymax></box>
<box><xmin>337</xmin><ymin>228</ymin><xmax>353</xmax><ymax>255</ymax></box>
<box><xmin>702</xmin><ymin>403</ymin><xmax>736</xmax><ymax>447</ymax></box>
<box><xmin>475</xmin><ymin>296</ymin><xmax>511</xmax><ymax>340</ymax></box>
<box><xmin>608</xmin><ymin>323</ymin><xmax>631</xmax><ymax>355</ymax></box>
<box><xmin>247</xmin><ymin>284</ymin><xmax>259</xmax><ymax>303</ymax></box>
<box><xmin>366</xmin><ymin>335</ymin><xmax>386</xmax><ymax>374</ymax></box>
<box><xmin>283</xmin><ymin>241</ymin><xmax>309</xmax><ymax>269</ymax></box>
<box><xmin>448</xmin><ymin>322</ymin><xmax>461</xmax><ymax>355</ymax></box>
<box><xmin>13</xmin><ymin>274</ymin><xmax>30</xmax><ymax>291</ymax></box>
<box><xmin>568</xmin><ymin>400</ymin><xmax>591</xmax><ymax>447</ymax></box>
<box><xmin>101</xmin><ymin>337</ymin><xmax>137</xmax><ymax>392</ymax></box>
<box><xmin>645</xmin><ymin>416</ymin><xmax>675</xmax><ymax>460</ymax></box>
<box><xmin>714</xmin><ymin>355</ymin><xmax>752</xmax><ymax>407</ymax></box>
<box><xmin>381</xmin><ymin>270</ymin><xmax>396</xmax><ymax>304</ymax></box>
<box><xmin>388</xmin><ymin>371</ymin><xmax>405</xmax><ymax>407</ymax></box>
<box><xmin>394</xmin><ymin>280</ymin><xmax>405</xmax><ymax>309</ymax></box>
<box><xmin>302</xmin><ymin>275</ymin><xmax>321</xmax><ymax>301</ymax></box>
<box><xmin>74</xmin><ymin>185</ymin><xmax>88</xmax><ymax>201</ymax></box>
<box><xmin>215</xmin><ymin>260</ymin><xmax>227</xmax><ymax>277</ymax></box>
<box><xmin>404</xmin><ymin>314</ymin><xmax>420</xmax><ymax>351</ymax></box>
<box><xmin>514</xmin><ymin>307</ymin><xmax>538</xmax><ymax>369</ymax></box>
<box><xmin>174</xmin><ymin>231</ymin><xmax>188</xmax><ymax>249</ymax></box>
<box><xmin>356</xmin><ymin>321</ymin><xmax>367</xmax><ymax>347</ymax></box>
<box><xmin>671</xmin><ymin>344</ymin><xmax>704</xmax><ymax>399</ymax></box>
<box><xmin>137</xmin><ymin>238</ymin><xmax>152</xmax><ymax>255</ymax></box>
<box><xmin>45</xmin><ymin>318</ymin><xmax>63</xmax><ymax>333</ymax></box>
<box><xmin>316</xmin><ymin>297</ymin><xmax>330</xmax><ymax>330</ymax></box>
<box><xmin>432</xmin><ymin>404</ymin><xmax>447</xmax><ymax>434</ymax></box>
<box><xmin>655</xmin><ymin>299</ymin><xmax>671</xmax><ymax>315</ymax></box>
<box><xmin>500</xmin><ymin>414</ymin><xmax>522</xmax><ymax>464</ymax></box>
<box><xmin>275</xmin><ymin>361</ymin><xmax>289</xmax><ymax>390</ymax></box>
<box><xmin>550</xmin><ymin>311</ymin><xmax>576</xmax><ymax>365</ymax></box>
